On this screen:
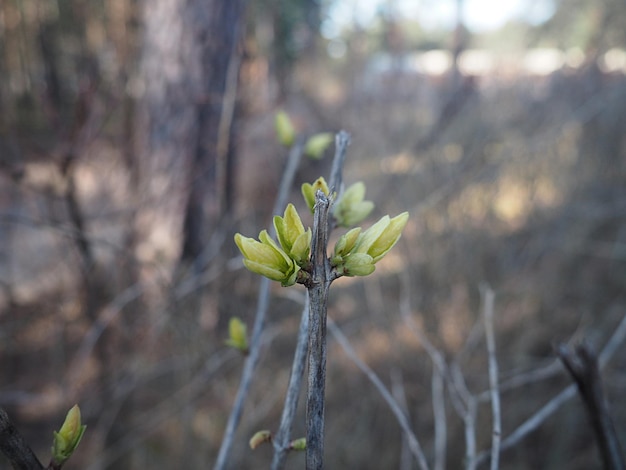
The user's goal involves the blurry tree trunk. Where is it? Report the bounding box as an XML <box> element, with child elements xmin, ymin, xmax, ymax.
<box><xmin>136</xmin><ymin>0</ymin><xmax>243</xmax><ymax>271</ymax></box>
<box><xmin>181</xmin><ymin>0</ymin><xmax>244</xmax><ymax>267</ymax></box>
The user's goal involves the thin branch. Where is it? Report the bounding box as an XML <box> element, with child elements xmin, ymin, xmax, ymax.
<box><xmin>432</xmin><ymin>365</ymin><xmax>447</xmax><ymax>470</ymax></box>
<box><xmin>214</xmin><ymin>138</ymin><xmax>305</xmax><ymax>470</ymax></box>
<box><xmin>390</xmin><ymin>369</ymin><xmax>412</xmax><ymax>470</ymax></box>
<box><xmin>328</xmin><ymin>319</ymin><xmax>430</xmax><ymax>470</ymax></box>
<box><xmin>306</xmin><ymin>191</ymin><xmax>332</xmax><ymax>470</ymax></box>
<box><xmin>450</xmin><ymin>363</ymin><xmax>477</xmax><ymax>470</ymax></box>
<box><xmin>481</xmin><ymin>284</ymin><xmax>501</xmax><ymax>470</ymax></box>
<box><xmin>271</xmin><ymin>296</ymin><xmax>310</xmax><ymax>470</ymax></box>
<box><xmin>328</xmin><ymin>131</ymin><xmax>351</xmax><ymax>193</ymax></box>
<box><xmin>0</xmin><ymin>407</ymin><xmax>44</xmax><ymax>470</ymax></box>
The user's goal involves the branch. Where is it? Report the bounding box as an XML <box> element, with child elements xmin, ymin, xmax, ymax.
<box><xmin>557</xmin><ymin>342</ymin><xmax>625</xmax><ymax>470</ymax></box>
<box><xmin>0</xmin><ymin>407</ymin><xmax>44</xmax><ymax>470</ymax></box>
<box><xmin>431</xmin><ymin>364</ymin><xmax>446</xmax><ymax>470</ymax></box>
<box><xmin>304</xmin><ymin>130</ymin><xmax>351</xmax><ymax>469</ymax></box>
<box><xmin>328</xmin><ymin>131</ymin><xmax>351</xmax><ymax>193</ymax></box>
<box><xmin>214</xmin><ymin>138</ymin><xmax>305</xmax><ymax>470</ymax></box>
<box><xmin>271</xmin><ymin>296</ymin><xmax>310</xmax><ymax>470</ymax></box>
<box><xmin>481</xmin><ymin>285</ymin><xmax>501</xmax><ymax>470</ymax></box>
<box><xmin>306</xmin><ymin>191</ymin><xmax>332</xmax><ymax>470</ymax></box>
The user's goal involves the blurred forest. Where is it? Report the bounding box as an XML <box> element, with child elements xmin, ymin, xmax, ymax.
<box><xmin>1</xmin><ymin>0</ymin><xmax>626</xmax><ymax>468</ymax></box>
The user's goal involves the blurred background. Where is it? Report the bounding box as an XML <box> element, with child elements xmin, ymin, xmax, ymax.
<box><xmin>1</xmin><ymin>0</ymin><xmax>625</xmax><ymax>468</ymax></box>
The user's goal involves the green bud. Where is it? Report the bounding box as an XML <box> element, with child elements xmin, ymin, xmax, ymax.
<box><xmin>289</xmin><ymin>437</ymin><xmax>307</xmax><ymax>451</ymax></box>
<box><xmin>353</xmin><ymin>212</ymin><xmax>409</xmax><ymax>263</ymax></box>
<box><xmin>234</xmin><ymin>231</ymin><xmax>300</xmax><ymax>286</ymax></box>
<box><xmin>51</xmin><ymin>405</ymin><xmax>86</xmax><ymax>466</ymax></box>
<box><xmin>225</xmin><ymin>317</ymin><xmax>248</xmax><ymax>354</ymax></box>
<box><xmin>249</xmin><ymin>430</ymin><xmax>272</xmax><ymax>449</ymax></box>
<box><xmin>334</xmin><ymin>182</ymin><xmax>374</xmax><ymax>227</ymax></box>
<box><xmin>273</xmin><ymin>204</ymin><xmax>311</xmax><ymax>265</ymax></box>
<box><xmin>304</xmin><ymin>133</ymin><xmax>334</xmax><ymax>159</ymax></box>
<box><xmin>301</xmin><ymin>177</ymin><xmax>330</xmax><ymax>213</ymax></box>
<box><xmin>332</xmin><ymin>227</ymin><xmax>362</xmax><ymax>265</ymax></box>
<box><xmin>340</xmin><ymin>253</ymin><xmax>376</xmax><ymax>276</ymax></box>
<box><xmin>275</xmin><ymin>111</ymin><xmax>296</xmax><ymax>147</ymax></box>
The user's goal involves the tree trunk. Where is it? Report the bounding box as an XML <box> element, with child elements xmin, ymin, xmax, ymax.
<box><xmin>180</xmin><ymin>0</ymin><xmax>244</xmax><ymax>267</ymax></box>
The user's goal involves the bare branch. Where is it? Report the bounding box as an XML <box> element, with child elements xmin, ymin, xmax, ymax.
<box><xmin>449</xmin><ymin>363</ymin><xmax>477</xmax><ymax>470</ymax></box>
<box><xmin>481</xmin><ymin>284</ymin><xmax>501</xmax><ymax>470</ymax></box>
<box><xmin>431</xmin><ymin>365</ymin><xmax>447</xmax><ymax>470</ymax></box>
<box><xmin>271</xmin><ymin>296</ymin><xmax>310</xmax><ymax>470</ymax></box>
<box><xmin>390</xmin><ymin>369</ymin><xmax>412</xmax><ymax>470</ymax></box>
<box><xmin>306</xmin><ymin>191</ymin><xmax>332</xmax><ymax>470</ymax></box>
<box><xmin>328</xmin><ymin>131</ymin><xmax>351</xmax><ymax>193</ymax></box>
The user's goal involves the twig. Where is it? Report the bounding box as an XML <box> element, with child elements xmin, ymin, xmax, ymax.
<box><xmin>214</xmin><ymin>138</ymin><xmax>305</xmax><ymax>470</ymax></box>
<box><xmin>449</xmin><ymin>363</ymin><xmax>477</xmax><ymax>470</ymax></box>
<box><xmin>481</xmin><ymin>284</ymin><xmax>501</xmax><ymax>470</ymax></box>
<box><xmin>557</xmin><ymin>342</ymin><xmax>625</xmax><ymax>470</ymax></box>
<box><xmin>432</xmin><ymin>365</ymin><xmax>447</xmax><ymax>470</ymax></box>
<box><xmin>0</xmin><ymin>407</ymin><xmax>44</xmax><ymax>470</ymax></box>
<box><xmin>328</xmin><ymin>131</ymin><xmax>351</xmax><ymax>192</ymax></box>
<box><xmin>328</xmin><ymin>319</ymin><xmax>430</xmax><ymax>470</ymax></box>
<box><xmin>390</xmin><ymin>369</ymin><xmax>412</xmax><ymax>470</ymax></box>
<box><xmin>271</xmin><ymin>296</ymin><xmax>310</xmax><ymax>470</ymax></box>
<box><xmin>305</xmin><ymin>191</ymin><xmax>332</xmax><ymax>470</ymax></box>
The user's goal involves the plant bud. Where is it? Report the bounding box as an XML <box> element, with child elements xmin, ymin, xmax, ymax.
<box><xmin>275</xmin><ymin>111</ymin><xmax>296</xmax><ymax>147</ymax></box>
<box><xmin>334</xmin><ymin>182</ymin><xmax>374</xmax><ymax>227</ymax></box>
<box><xmin>51</xmin><ymin>405</ymin><xmax>86</xmax><ymax>466</ymax></box>
<box><xmin>225</xmin><ymin>317</ymin><xmax>248</xmax><ymax>354</ymax></box>
<box><xmin>301</xmin><ymin>177</ymin><xmax>330</xmax><ymax>213</ymax></box>
<box><xmin>304</xmin><ymin>133</ymin><xmax>333</xmax><ymax>159</ymax></box>
<box><xmin>249</xmin><ymin>430</ymin><xmax>272</xmax><ymax>449</ymax></box>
